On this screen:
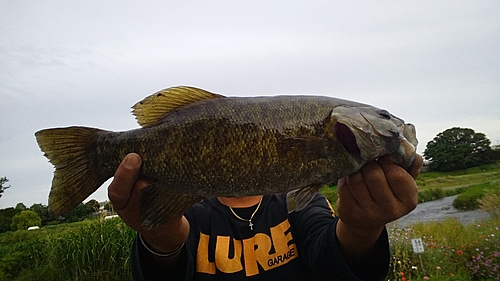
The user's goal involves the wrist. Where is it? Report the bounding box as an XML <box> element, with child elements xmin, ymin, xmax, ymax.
<box><xmin>336</xmin><ymin>219</ymin><xmax>384</xmax><ymax>259</ymax></box>
<box><xmin>337</xmin><ymin>219</ymin><xmax>384</xmax><ymax>241</ymax></box>
<box><xmin>139</xmin><ymin>233</ymin><xmax>184</xmax><ymax>257</ymax></box>
<box><xmin>139</xmin><ymin>215</ymin><xmax>189</xmax><ymax>254</ymax></box>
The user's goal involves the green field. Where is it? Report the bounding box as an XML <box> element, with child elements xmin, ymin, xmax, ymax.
<box><xmin>1</xmin><ymin>164</ymin><xmax>499</xmax><ymax>280</ymax></box>
<box><xmin>387</xmin><ymin>163</ymin><xmax>500</xmax><ymax>281</ymax></box>
<box><xmin>0</xmin><ymin>218</ymin><xmax>135</xmax><ymax>281</ymax></box>
<box><xmin>417</xmin><ymin>163</ymin><xmax>500</xmax><ymax>191</ymax></box>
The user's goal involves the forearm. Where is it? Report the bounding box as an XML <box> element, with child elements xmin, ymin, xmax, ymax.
<box><xmin>132</xmin><ymin>234</ymin><xmax>188</xmax><ymax>281</ymax></box>
<box><xmin>130</xmin><ymin>215</ymin><xmax>190</xmax><ymax>281</ymax></box>
<box><xmin>335</xmin><ymin>219</ymin><xmax>390</xmax><ymax>280</ymax></box>
<box><xmin>336</xmin><ymin>219</ymin><xmax>384</xmax><ymax>260</ymax></box>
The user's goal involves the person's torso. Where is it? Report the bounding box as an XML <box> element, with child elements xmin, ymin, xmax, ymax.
<box><xmin>184</xmin><ymin>194</ymin><xmax>312</xmax><ymax>280</ymax></box>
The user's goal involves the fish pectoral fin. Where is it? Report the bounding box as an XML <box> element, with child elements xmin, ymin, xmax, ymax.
<box><xmin>278</xmin><ymin>136</ymin><xmax>329</xmax><ymax>159</ymax></box>
<box><xmin>140</xmin><ymin>182</ymin><xmax>204</xmax><ymax>228</ymax></box>
<box><xmin>286</xmin><ymin>184</ymin><xmax>323</xmax><ymax>213</ymax></box>
<box><xmin>132</xmin><ymin>86</ymin><xmax>225</xmax><ymax>127</ymax></box>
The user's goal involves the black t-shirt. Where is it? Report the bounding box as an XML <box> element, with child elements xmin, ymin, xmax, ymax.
<box><xmin>131</xmin><ymin>193</ymin><xmax>390</xmax><ymax>281</ymax></box>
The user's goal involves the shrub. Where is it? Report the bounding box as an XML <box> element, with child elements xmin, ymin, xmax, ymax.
<box><xmin>478</xmin><ymin>186</ymin><xmax>500</xmax><ymax>218</ymax></box>
<box><xmin>320</xmin><ymin>186</ymin><xmax>338</xmax><ymax>209</ymax></box>
<box><xmin>46</xmin><ymin>218</ymin><xmax>135</xmax><ymax>281</ymax></box>
<box><xmin>452</xmin><ymin>183</ymin><xmax>493</xmax><ymax>210</ymax></box>
<box><xmin>0</xmin><ymin>218</ymin><xmax>135</xmax><ymax>281</ymax></box>
<box><xmin>418</xmin><ymin>188</ymin><xmax>445</xmax><ymax>203</ymax></box>
<box><xmin>10</xmin><ymin>210</ymin><xmax>41</xmax><ymax>231</ymax></box>
<box><xmin>0</xmin><ymin>251</ymin><xmax>25</xmax><ymax>280</ymax></box>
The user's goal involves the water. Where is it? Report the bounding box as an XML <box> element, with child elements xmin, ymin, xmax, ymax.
<box><xmin>391</xmin><ymin>195</ymin><xmax>491</xmax><ymax>228</ymax></box>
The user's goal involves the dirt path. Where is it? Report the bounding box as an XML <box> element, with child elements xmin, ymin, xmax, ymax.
<box><xmin>390</xmin><ymin>195</ymin><xmax>491</xmax><ymax>228</ymax></box>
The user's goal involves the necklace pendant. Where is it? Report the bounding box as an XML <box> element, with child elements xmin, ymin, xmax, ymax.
<box><xmin>249</xmin><ymin>221</ymin><xmax>254</xmax><ymax>230</ymax></box>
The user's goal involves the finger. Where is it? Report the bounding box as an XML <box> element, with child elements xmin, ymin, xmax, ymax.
<box><xmin>377</xmin><ymin>156</ymin><xmax>418</xmax><ymax>208</ymax></box>
<box><xmin>338</xmin><ymin>164</ymin><xmax>383</xmax><ymax>217</ymax></box>
<box><xmin>408</xmin><ymin>154</ymin><xmax>423</xmax><ymax>179</ymax></box>
<box><xmin>358</xmin><ymin>159</ymin><xmax>398</xmax><ymax>210</ymax></box>
<box><xmin>336</xmin><ymin>177</ymin><xmax>362</xmax><ymax>218</ymax></box>
<box><xmin>347</xmin><ymin>162</ymin><xmax>382</xmax><ymax>205</ymax></box>
<box><xmin>108</xmin><ymin>153</ymin><xmax>142</xmax><ymax>211</ymax></box>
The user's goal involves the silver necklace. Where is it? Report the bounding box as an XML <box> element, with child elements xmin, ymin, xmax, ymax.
<box><xmin>228</xmin><ymin>197</ymin><xmax>263</xmax><ymax>231</ymax></box>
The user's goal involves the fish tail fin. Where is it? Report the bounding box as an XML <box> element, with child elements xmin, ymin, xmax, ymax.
<box><xmin>35</xmin><ymin>126</ymin><xmax>108</xmax><ymax>215</ymax></box>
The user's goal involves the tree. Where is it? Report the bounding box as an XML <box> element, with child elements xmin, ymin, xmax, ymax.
<box><xmin>423</xmin><ymin>127</ymin><xmax>494</xmax><ymax>171</ymax></box>
<box><xmin>10</xmin><ymin>210</ymin><xmax>42</xmax><ymax>231</ymax></box>
<box><xmin>104</xmin><ymin>201</ymin><xmax>113</xmax><ymax>212</ymax></box>
<box><xmin>0</xmin><ymin>177</ymin><xmax>10</xmax><ymax>198</ymax></box>
<box><xmin>0</xmin><ymin>207</ymin><xmax>21</xmax><ymax>233</ymax></box>
<box><xmin>85</xmin><ymin>199</ymin><xmax>101</xmax><ymax>213</ymax></box>
<box><xmin>492</xmin><ymin>149</ymin><xmax>500</xmax><ymax>162</ymax></box>
<box><xmin>15</xmin><ymin>203</ymin><xmax>27</xmax><ymax>210</ymax></box>
<box><xmin>64</xmin><ymin>203</ymin><xmax>94</xmax><ymax>222</ymax></box>
<box><xmin>30</xmin><ymin>203</ymin><xmax>59</xmax><ymax>226</ymax></box>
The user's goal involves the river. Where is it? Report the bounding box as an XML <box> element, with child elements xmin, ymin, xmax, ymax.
<box><xmin>391</xmin><ymin>195</ymin><xmax>491</xmax><ymax>228</ymax></box>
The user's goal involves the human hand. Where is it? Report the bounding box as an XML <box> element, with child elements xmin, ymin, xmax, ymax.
<box><xmin>108</xmin><ymin>153</ymin><xmax>189</xmax><ymax>254</ymax></box>
<box><xmin>336</xmin><ymin>154</ymin><xmax>422</xmax><ymax>235</ymax></box>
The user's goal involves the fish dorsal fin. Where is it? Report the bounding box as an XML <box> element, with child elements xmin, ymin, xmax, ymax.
<box><xmin>132</xmin><ymin>86</ymin><xmax>225</xmax><ymax>127</ymax></box>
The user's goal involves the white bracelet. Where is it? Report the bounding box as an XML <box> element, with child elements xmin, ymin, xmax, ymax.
<box><xmin>138</xmin><ymin>233</ymin><xmax>185</xmax><ymax>258</ymax></box>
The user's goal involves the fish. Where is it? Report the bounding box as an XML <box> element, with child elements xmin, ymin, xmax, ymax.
<box><xmin>35</xmin><ymin>86</ymin><xmax>418</xmax><ymax>227</ymax></box>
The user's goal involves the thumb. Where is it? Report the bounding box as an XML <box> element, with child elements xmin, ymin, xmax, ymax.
<box><xmin>108</xmin><ymin>153</ymin><xmax>142</xmax><ymax>211</ymax></box>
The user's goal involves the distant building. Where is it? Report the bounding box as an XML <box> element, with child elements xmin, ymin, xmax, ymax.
<box><xmin>104</xmin><ymin>215</ymin><xmax>119</xmax><ymax>220</ymax></box>
<box><xmin>99</xmin><ymin>201</ymin><xmax>107</xmax><ymax>210</ymax></box>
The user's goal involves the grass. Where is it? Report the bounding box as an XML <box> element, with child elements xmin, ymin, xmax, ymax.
<box><xmin>417</xmin><ymin>163</ymin><xmax>500</xmax><ymax>191</ymax></box>
<box><xmin>416</xmin><ymin>163</ymin><xmax>500</xmax><ymax>209</ymax></box>
<box><xmin>452</xmin><ymin>182</ymin><xmax>498</xmax><ymax>210</ymax></box>
<box><xmin>385</xmin><ymin>163</ymin><xmax>500</xmax><ymax>281</ymax></box>
<box><xmin>4</xmin><ymin>215</ymin><xmax>499</xmax><ymax>281</ymax></box>
<box><xmin>0</xmin><ymin>218</ymin><xmax>135</xmax><ymax>281</ymax></box>
<box><xmin>387</xmin><ymin>217</ymin><xmax>500</xmax><ymax>281</ymax></box>
<box><xmin>1</xmin><ymin>163</ymin><xmax>499</xmax><ymax>280</ymax></box>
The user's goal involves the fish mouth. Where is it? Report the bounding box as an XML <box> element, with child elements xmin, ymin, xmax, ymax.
<box><xmin>334</xmin><ymin>122</ymin><xmax>363</xmax><ymax>164</ymax></box>
<box><xmin>360</xmin><ymin>113</ymin><xmax>398</xmax><ymax>139</ymax></box>
<box><xmin>359</xmin><ymin>113</ymin><xmax>417</xmax><ymax>168</ymax></box>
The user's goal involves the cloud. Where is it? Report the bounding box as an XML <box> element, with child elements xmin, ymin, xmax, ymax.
<box><xmin>1</xmin><ymin>0</ymin><xmax>499</xmax><ymax>208</ymax></box>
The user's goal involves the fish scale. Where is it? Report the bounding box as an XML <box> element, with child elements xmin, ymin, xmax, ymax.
<box><xmin>35</xmin><ymin>86</ymin><xmax>418</xmax><ymax>227</ymax></box>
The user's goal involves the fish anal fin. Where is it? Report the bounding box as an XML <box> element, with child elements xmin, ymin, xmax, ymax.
<box><xmin>132</xmin><ymin>86</ymin><xmax>225</xmax><ymax>127</ymax></box>
<box><xmin>286</xmin><ymin>184</ymin><xmax>323</xmax><ymax>213</ymax></box>
<box><xmin>140</xmin><ymin>182</ymin><xmax>204</xmax><ymax>228</ymax></box>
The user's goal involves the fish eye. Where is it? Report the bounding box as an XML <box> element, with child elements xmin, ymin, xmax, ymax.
<box><xmin>378</xmin><ymin>110</ymin><xmax>391</xmax><ymax>119</ymax></box>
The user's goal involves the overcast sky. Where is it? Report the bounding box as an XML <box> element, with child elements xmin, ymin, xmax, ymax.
<box><xmin>1</xmin><ymin>1</ymin><xmax>499</xmax><ymax>209</ymax></box>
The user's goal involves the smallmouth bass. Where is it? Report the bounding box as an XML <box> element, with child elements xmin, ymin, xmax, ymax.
<box><xmin>35</xmin><ymin>86</ymin><xmax>418</xmax><ymax>227</ymax></box>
